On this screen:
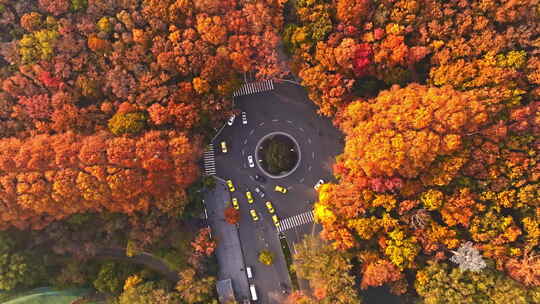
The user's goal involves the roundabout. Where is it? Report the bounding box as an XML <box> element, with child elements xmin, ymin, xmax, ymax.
<box><xmin>210</xmin><ymin>81</ymin><xmax>344</xmax><ymax>303</ymax></box>
<box><xmin>255</xmin><ymin>132</ymin><xmax>301</xmax><ymax>179</ymax></box>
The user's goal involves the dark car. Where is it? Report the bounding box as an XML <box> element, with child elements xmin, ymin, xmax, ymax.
<box><xmin>253</xmin><ymin>174</ymin><xmax>266</xmax><ymax>183</ymax></box>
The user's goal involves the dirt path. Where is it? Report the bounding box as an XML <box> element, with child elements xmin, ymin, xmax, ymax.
<box><xmin>92</xmin><ymin>247</ymin><xmax>179</xmax><ymax>282</ymax></box>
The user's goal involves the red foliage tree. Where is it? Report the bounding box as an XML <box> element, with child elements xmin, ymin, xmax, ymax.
<box><xmin>18</xmin><ymin>94</ymin><xmax>52</xmax><ymax>120</ymax></box>
<box><xmin>360</xmin><ymin>259</ymin><xmax>403</xmax><ymax>289</ymax></box>
<box><xmin>353</xmin><ymin>43</ymin><xmax>372</xmax><ymax>77</ymax></box>
<box><xmin>224</xmin><ymin>206</ymin><xmax>240</xmax><ymax>225</ymax></box>
<box><xmin>191</xmin><ymin>227</ymin><xmax>216</xmax><ymax>257</ymax></box>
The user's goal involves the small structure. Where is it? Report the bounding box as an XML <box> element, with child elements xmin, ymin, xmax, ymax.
<box><xmin>216</xmin><ymin>279</ymin><xmax>236</xmax><ymax>304</ymax></box>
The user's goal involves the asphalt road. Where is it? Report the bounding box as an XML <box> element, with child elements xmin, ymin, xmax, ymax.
<box><xmin>212</xmin><ymin>81</ymin><xmax>344</xmax><ymax>303</ymax></box>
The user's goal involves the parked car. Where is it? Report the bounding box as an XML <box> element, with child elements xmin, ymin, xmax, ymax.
<box><xmin>232</xmin><ymin>198</ymin><xmax>239</xmax><ymax>210</ymax></box>
<box><xmin>265</xmin><ymin>201</ymin><xmax>275</xmax><ymax>214</ymax></box>
<box><xmin>247</xmin><ymin>155</ymin><xmax>255</xmax><ymax>168</ymax></box>
<box><xmin>314</xmin><ymin>179</ymin><xmax>325</xmax><ymax>190</ymax></box>
<box><xmin>250</xmin><ymin>209</ymin><xmax>259</xmax><ymax>221</ymax></box>
<box><xmin>246</xmin><ymin>191</ymin><xmax>254</xmax><ymax>204</ymax></box>
<box><xmin>226</xmin><ymin>180</ymin><xmax>235</xmax><ymax>192</ymax></box>
<box><xmin>249</xmin><ymin>284</ymin><xmax>258</xmax><ymax>301</ymax></box>
<box><xmin>227</xmin><ymin>115</ymin><xmax>235</xmax><ymax>126</ymax></box>
<box><xmin>220</xmin><ymin>141</ymin><xmax>228</xmax><ymax>153</ymax></box>
<box><xmin>242</xmin><ymin>111</ymin><xmax>247</xmax><ymax>125</ymax></box>
<box><xmin>254</xmin><ymin>186</ymin><xmax>265</xmax><ymax>198</ymax></box>
<box><xmin>272</xmin><ymin>215</ymin><xmax>280</xmax><ymax>227</ymax></box>
<box><xmin>246</xmin><ymin>266</ymin><xmax>253</xmax><ymax>279</ymax></box>
<box><xmin>254</xmin><ymin>174</ymin><xmax>266</xmax><ymax>183</ymax></box>
<box><xmin>274</xmin><ymin>185</ymin><xmax>287</xmax><ymax>194</ymax></box>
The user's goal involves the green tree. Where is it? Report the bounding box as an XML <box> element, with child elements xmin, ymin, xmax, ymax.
<box><xmin>0</xmin><ymin>233</ymin><xmax>41</xmax><ymax>290</ymax></box>
<box><xmin>415</xmin><ymin>261</ymin><xmax>540</xmax><ymax>304</ymax></box>
<box><xmin>108</xmin><ymin>112</ymin><xmax>147</xmax><ymax>136</ymax></box>
<box><xmin>117</xmin><ymin>281</ymin><xmax>181</xmax><ymax>304</ymax></box>
<box><xmin>93</xmin><ymin>262</ymin><xmax>128</xmax><ymax>293</ymax></box>
<box><xmin>292</xmin><ymin>235</ymin><xmax>362</xmax><ymax>303</ymax></box>
<box><xmin>175</xmin><ymin>268</ymin><xmax>216</xmax><ymax>304</ymax></box>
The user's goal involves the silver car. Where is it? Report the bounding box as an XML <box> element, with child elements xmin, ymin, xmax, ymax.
<box><xmin>314</xmin><ymin>179</ymin><xmax>325</xmax><ymax>190</ymax></box>
<box><xmin>227</xmin><ymin>115</ymin><xmax>235</xmax><ymax>126</ymax></box>
<box><xmin>247</xmin><ymin>155</ymin><xmax>254</xmax><ymax>167</ymax></box>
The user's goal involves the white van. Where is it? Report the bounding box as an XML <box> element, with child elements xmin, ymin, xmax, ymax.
<box><xmin>246</xmin><ymin>266</ymin><xmax>253</xmax><ymax>279</ymax></box>
<box><xmin>249</xmin><ymin>284</ymin><xmax>258</xmax><ymax>301</ymax></box>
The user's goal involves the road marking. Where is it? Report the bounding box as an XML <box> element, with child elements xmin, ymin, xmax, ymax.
<box><xmin>259</xmin><ymin>122</ymin><xmax>264</xmax><ymax>126</ymax></box>
<box><xmin>286</xmin><ymin>120</ymin><xmax>292</xmax><ymax>124</ymax></box>
<box><xmin>277</xmin><ymin>210</ymin><xmax>315</xmax><ymax>233</ymax></box>
<box><xmin>233</xmin><ymin>80</ymin><xmax>275</xmax><ymax>97</ymax></box>
<box><xmin>299</xmin><ymin>127</ymin><xmax>304</xmax><ymax>132</ymax></box>
<box><xmin>308</xmin><ymin>166</ymin><xmax>312</xmax><ymax>171</ymax></box>
<box><xmin>249</xmin><ymin>129</ymin><xmax>255</xmax><ymax>135</ymax></box>
<box><xmin>243</xmin><ymin>139</ymin><xmax>248</xmax><ymax>145</ymax></box>
<box><xmin>287</xmin><ymin>186</ymin><xmax>292</xmax><ymax>190</ymax></box>
<box><xmin>241</xmin><ymin>149</ymin><xmax>245</xmax><ymax>156</ymax></box>
<box><xmin>312</xmin><ymin>152</ymin><xmax>315</xmax><ymax>159</ymax></box>
<box><xmin>299</xmin><ymin>177</ymin><xmax>305</xmax><ymax>183</ymax></box>
<box><xmin>272</xmin><ymin>119</ymin><xmax>279</xmax><ymax>122</ymax></box>
<box><xmin>307</xmin><ymin>138</ymin><xmax>311</xmax><ymax>144</ymax></box>
<box><xmin>203</xmin><ymin>144</ymin><xmax>217</xmax><ymax>175</ymax></box>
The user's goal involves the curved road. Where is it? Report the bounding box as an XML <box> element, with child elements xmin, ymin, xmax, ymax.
<box><xmin>213</xmin><ymin>82</ymin><xmax>343</xmax><ymax>303</ymax></box>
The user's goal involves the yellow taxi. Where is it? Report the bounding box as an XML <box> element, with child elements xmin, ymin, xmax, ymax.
<box><xmin>265</xmin><ymin>201</ymin><xmax>275</xmax><ymax>214</ymax></box>
<box><xmin>272</xmin><ymin>215</ymin><xmax>280</xmax><ymax>227</ymax></box>
<box><xmin>226</xmin><ymin>180</ymin><xmax>235</xmax><ymax>192</ymax></box>
<box><xmin>274</xmin><ymin>185</ymin><xmax>287</xmax><ymax>194</ymax></box>
<box><xmin>250</xmin><ymin>209</ymin><xmax>259</xmax><ymax>221</ymax></box>
<box><xmin>232</xmin><ymin>198</ymin><xmax>239</xmax><ymax>210</ymax></box>
<box><xmin>220</xmin><ymin>141</ymin><xmax>228</xmax><ymax>153</ymax></box>
<box><xmin>246</xmin><ymin>191</ymin><xmax>254</xmax><ymax>204</ymax></box>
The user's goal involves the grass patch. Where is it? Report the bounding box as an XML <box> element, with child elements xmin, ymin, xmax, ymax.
<box><xmin>279</xmin><ymin>236</ymin><xmax>299</xmax><ymax>290</ymax></box>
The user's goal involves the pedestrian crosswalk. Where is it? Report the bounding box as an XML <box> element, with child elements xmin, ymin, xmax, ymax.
<box><xmin>277</xmin><ymin>210</ymin><xmax>314</xmax><ymax>233</ymax></box>
<box><xmin>203</xmin><ymin>144</ymin><xmax>216</xmax><ymax>176</ymax></box>
<box><xmin>233</xmin><ymin>80</ymin><xmax>274</xmax><ymax>97</ymax></box>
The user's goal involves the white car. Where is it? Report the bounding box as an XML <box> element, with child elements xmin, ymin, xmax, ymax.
<box><xmin>247</xmin><ymin>155</ymin><xmax>254</xmax><ymax>167</ymax></box>
<box><xmin>314</xmin><ymin>179</ymin><xmax>325</xmax><ymax>190</ymax></box>
<box><xmin>241</xmin><ymin>111</ymin><xmax>247</xmax><ymax>125</ymax></box>
<box><xmin>227</xmin><ymin>115</ymin><xmax>235</xmax><ymax>126</ymax></box>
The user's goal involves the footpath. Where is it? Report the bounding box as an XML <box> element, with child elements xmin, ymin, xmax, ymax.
<box><xmin>204</xmin><ymin>181</ymin><xmax>250</xmax><ymax>302</ymax></box>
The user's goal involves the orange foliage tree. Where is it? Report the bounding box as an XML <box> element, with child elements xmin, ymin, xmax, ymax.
<box><xmin>0</xmin><ymin>131</ymin><xmax>200</xmax><ymax>230</ymax></box>
<box><xmin>224</xmin><ymin>207</ymin><xmax>240</xmax><ymax>225</ymax></box>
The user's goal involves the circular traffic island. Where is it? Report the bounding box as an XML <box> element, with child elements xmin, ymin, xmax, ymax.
<box><xmin>255</xmin><ymin>132</ymin><xmax>301</xmax><ymax>179</ymax></box>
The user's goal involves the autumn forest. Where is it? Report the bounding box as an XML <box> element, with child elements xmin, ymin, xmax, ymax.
<box><xmin>0</xmin><ymin>0</ymin><xmax>539</xmax><ymax>303</ymax></box>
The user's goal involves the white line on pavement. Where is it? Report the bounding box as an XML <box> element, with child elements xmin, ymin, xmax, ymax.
<box><xmin>312</xmin><ymin>152</ymin><xmax>315</xmax><ymax>159</ymax></box>
<box><xmin>299</xmin><ymin>127</ymin><xmax>304</xmax><ymax>132</ymax></box>
<box><xmin>249</xmin><ymin>129</ymin><xmax>254</xmax><ymax>135</ymax></box>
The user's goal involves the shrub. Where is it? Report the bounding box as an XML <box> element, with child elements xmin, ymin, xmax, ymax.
<box><xmin>258</xmin><ymin>250</ymin><xmax>274</xmax><ymax>266</ymax></box>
